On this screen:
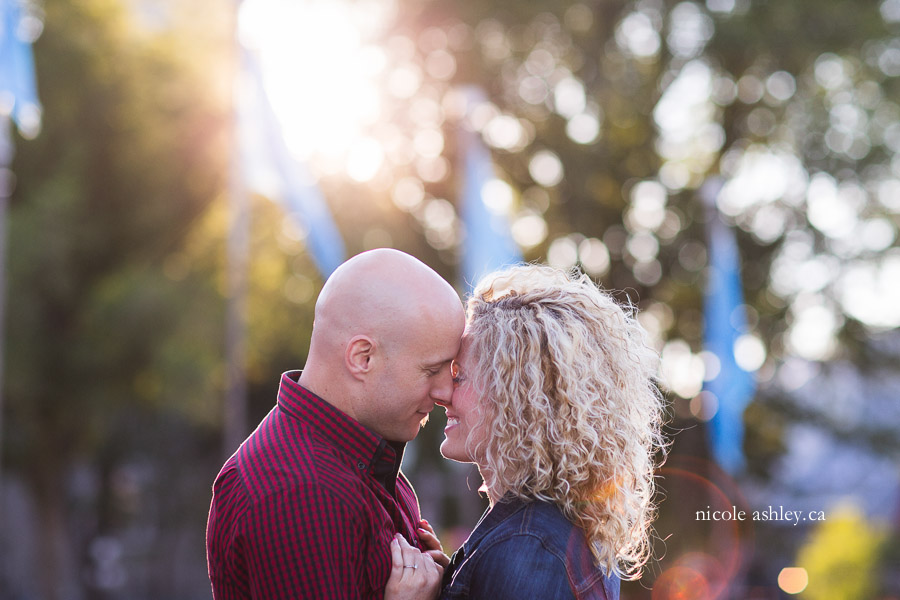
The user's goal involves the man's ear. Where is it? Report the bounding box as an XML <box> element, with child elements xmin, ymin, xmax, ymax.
<box><xmin>345</xmin><ymin>335</ymin><xmax>375</xmax><ymax>380</ymax></box>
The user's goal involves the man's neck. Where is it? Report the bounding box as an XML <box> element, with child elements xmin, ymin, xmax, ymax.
<box><xmin>297</xmin><ymin>368</ymin><xmax>358</xmax><ymax>423</ymax></box>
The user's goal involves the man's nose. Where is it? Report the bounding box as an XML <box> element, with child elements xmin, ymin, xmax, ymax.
<box><xmin>433</xmin><ymin>395</ymin><xmax>451</xmax><ymax>407</ymax></box>
<box><xmin>431</xmin><ymin>371</ymin><xmax>453</xmax><ymax>406</ymax></box>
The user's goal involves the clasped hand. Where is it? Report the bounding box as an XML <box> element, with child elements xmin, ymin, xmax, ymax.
<box><xmin>384</xmin><ymin>520</ymin><xmax>449</xmax><ymax>600</ymax></box>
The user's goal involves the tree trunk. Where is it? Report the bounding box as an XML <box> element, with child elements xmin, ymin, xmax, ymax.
<box><xmin>31</xmin><ymin>453</ymin><xmax>80</xmax><ymax>600</ymax></box>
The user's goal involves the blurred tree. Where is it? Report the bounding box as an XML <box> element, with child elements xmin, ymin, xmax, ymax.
<box><xmin>796</xmin><ymin>503</ymin><xmax>887</xmax><ymax>599</ymax></box>
<box><xmin>6</xmin><ymin>0</ymin><xmax>228</xmax><ymax>597</ymax></box>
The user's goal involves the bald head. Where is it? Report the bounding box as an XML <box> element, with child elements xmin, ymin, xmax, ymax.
<box><xmin>312</xmin><ymin>248</ymin><xmax>459</xmax><ymax>346</ymax></box>
<box><xmin>299</xmin><ymin>249</ymin><xmax>465</xmax><ymax>440</ymax></box>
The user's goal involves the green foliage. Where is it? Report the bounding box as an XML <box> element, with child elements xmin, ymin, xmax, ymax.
<box><xmin>797</xmin><ymin>504</ymin><xmax>887</xmax><ymax>600</ymax></box>
<box><xmin>3</xmin><ymin>2</ymin><xmax>234</xmax><ymax>594</ymax></box>
<box><xmin>8</xmin><ymin>0</ymin><xmax>225</xmax><ymax>456</ymax></box>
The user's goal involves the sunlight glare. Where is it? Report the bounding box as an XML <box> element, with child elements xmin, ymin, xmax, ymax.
<box><xmin>239</xmin><ymin>0</ymin><xmax>395</xmax><ymax>166</ymax></box>
<box><xmin>347</xmin><ymin>138</ymin><xmax>385</xmax><ymax>182</ymax></box>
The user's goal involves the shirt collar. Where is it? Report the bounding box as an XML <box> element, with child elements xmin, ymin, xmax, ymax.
<box><xmin>276</xmin><ymin>370</ymin><xmax>405</xmax><ymax>492</ymax></box>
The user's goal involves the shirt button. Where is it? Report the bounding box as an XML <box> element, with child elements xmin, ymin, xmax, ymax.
<box><xmin>357</xmin><ymin>461</ymin><xmax>366</xmax><ymax>470</ymax></box>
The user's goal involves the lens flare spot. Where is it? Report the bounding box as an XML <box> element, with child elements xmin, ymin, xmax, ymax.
<box><xmin>778</xmin><ymin>567</ymin><xmax>809</xmax><ymax>594</ymax></box>
<box><xmin>652</xmin><ymin>566</ymin><xmax>709</xmax><ymax>600</ymax></box>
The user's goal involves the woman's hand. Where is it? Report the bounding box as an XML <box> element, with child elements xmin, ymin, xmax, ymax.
<box><xmin>416</xmin><ymin>519</ymin><xmax>450</xmax><ymax>569</ymax></box>
<box><xmin>384</xmin><ymin>534</ymin><xmax>443</xmax><ymax>600</ymax></box>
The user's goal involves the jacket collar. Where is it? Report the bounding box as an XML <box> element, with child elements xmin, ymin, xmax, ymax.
<box><xmin>465</xmin><ymin>493</ymin><xmax>530</xmax><ymax>550</ymax></box>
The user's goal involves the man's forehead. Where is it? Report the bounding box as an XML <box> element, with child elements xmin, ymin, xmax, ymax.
<box><xmin>418</xmin><ymin>335</ymin><xmax>459</xmax><ymax>366</ymax></box>
<box><xmin>443</xmin><ymin>335</ymin><xmax>470</xmax><ymax>368</ymax></box>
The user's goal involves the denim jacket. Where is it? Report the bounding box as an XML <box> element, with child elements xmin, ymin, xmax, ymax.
<box><xmin>440</xmin><ymin>496</ymin><xmax>620</xmax><ymax>600</ymax></box>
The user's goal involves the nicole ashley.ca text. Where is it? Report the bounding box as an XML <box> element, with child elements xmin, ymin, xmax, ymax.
<box><xmin>695</xmin><ymin>506</ymin><xmax>826</xmax><ymax>526</ymax></box>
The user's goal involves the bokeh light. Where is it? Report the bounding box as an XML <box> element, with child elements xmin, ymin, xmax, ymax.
<box><xmin>777</xmin><ymin>567</ymin><xmax>809</xmax><ymax>594</ymax></box>
<box><xmin>528</xmin><ymin>150</ymin><xmax>565</xmax><ymax>187</ymax></box>
<box><xmin>616</xmin><ymin>11</ymin><xmax>661</xmax><ymax>59</ymax></box>
<box><xmin>661</xmin><ymin>339</ymin><xmax>706</xmax><ymax>399</ymax></box>
<box><xmin>734</xmin><ymin>334</ymin><xmax>766</xmax><ymax>371</ymax></box>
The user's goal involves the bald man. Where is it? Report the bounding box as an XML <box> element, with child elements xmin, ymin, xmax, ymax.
<box><xmin>207</xmin><ymin>249</ymin><xmax>464</xmax><ymax>600</ymax></box>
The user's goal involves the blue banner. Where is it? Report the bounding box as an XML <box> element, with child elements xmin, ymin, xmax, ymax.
<box><xmin>702</xmin><ymin>178</ymin><xmax>756</xmax><ymax>474</ymax></box>
<box><xmin>458</xmin><ymin>117</ymin><xmax>522</xmax><ymax>290</ymax></box>
<box><xmin>237</xmin><ymin>48</ymin><xmax>345</xmax><ymax>279</ymax></box>
<box><xmin>0</xmin><ymin>0</ymin><xmax>41</xmax><ymax>136</ymax></box>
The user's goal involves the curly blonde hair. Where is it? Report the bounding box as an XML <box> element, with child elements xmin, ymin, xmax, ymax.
<box><xmin>464</xmin><ymin>264</ymin><xmax>664</xmax><ymax>580</ymax></box>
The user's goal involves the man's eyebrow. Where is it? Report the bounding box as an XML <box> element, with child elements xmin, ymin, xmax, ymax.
<box><xmin>422</xmin><ymin>358</ymin><xmax>453</xmax><ymax>369</ymax></box>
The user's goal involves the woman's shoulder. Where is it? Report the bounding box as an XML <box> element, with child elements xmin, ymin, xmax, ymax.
<box><xmin>460</xmin><ymin>534</ymin><xmax>575</xmax><ymax>599</ymax></box>
<box><xmin>500</xmin><ymin>498</ymin><xmax>588</xmax><ymax>552</ymax></box>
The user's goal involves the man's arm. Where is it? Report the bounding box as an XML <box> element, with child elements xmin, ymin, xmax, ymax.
<box><xmin>208</xmin><ymin>463</ymin><xmax>252</xmax><ymax>599</ymax></box>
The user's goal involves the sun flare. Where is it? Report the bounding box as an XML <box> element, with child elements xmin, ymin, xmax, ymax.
<box><xmin>238</xmin><ymin>0</ymin><xmax>396</xmax><ymax>176</ymax></box>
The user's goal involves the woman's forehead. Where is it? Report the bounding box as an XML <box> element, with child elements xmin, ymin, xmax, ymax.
<box><xmin>458</xmin><ymin>332</ymin><xmax>476</xmax><ymax>358</ymax></box>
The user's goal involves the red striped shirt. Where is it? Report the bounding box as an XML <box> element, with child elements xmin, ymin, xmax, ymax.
<box><xmin>207</xmin><ymin>371</ymin><xmax>423</xmax><ymax>599</ymax></box>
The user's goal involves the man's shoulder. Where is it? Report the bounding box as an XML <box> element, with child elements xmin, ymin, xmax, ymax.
<box><xmin>220</xmin><ymin>412</ymin><xmax>364</xmax><ymax>503</ymax></box>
